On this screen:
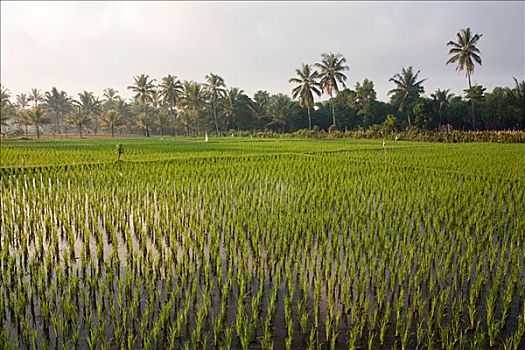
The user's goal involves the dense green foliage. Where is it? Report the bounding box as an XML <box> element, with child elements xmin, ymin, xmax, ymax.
<box><xmin>1</xmin><ymin>138</ymin><xmax>524</xmax><ymax>349</ymax></box>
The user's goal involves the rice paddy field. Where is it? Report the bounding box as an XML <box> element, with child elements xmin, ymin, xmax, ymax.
<box><xmin>1</xmin><ymin>137</ymin><xmax>524</xmax><ymax>350</ymax></box>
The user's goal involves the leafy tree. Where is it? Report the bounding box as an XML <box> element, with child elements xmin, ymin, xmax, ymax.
<box><xmin>204</xmin><ymin>73</ymin><xmax>226</xmax><ymax>134</ymax></box>
<box><xmin>482</xmin><ymin>87</ymin><xmax>520</xmax><ymax>130</ymax></box>
<box><xmin>388</xmin><ymin>66</ymin><xmax>426</xmax><ymax>128</ymax></box>
<box><xmin>26</xmin><ymin>106</ymin><xmax>50</xmax><ymax>139</ymax></box>
<box><xmin>158</xmin><ymin>75</ymin><xmax>183</xmax><ymax>136</ymax></box>
<box><xmin>44</xmin><ymin>87</ymin><xmax>72</xmax><ymax>135</ymax></box>
<box><xmin>348</xmin><ymin>79</ymin><xmax>377</xmax><ymax>127</ymax></box>
<box><xmin>67</xmin><ymin>106</ymin><xmax>90</xmax><ymax>138</ymax></box>
<box><xmin>128</xmin><ymin>74</ymin><xmax>156</xmax><ymax>136</ymax></box>
<box><xmin>412</xmin><ymin>98</ymin><xmax>436</xmax><ymax>130</ymax></box>
<box><xmin>315</xmin><ymin>53</ymin><xmax>349</xmax><ymax>127</ymax></box>
<box><xmin>506</xmin><ymin>78</ymin><xmax>525</xmax><ymax>129</ymax></box>
<box><xmin>447</xmin><ymin>27</ymin><xmax>483</xmax><ymax>129</ymax></box>
<box><xmin>431</xmin><ymin>89</ymin><xmax>454</xmax><ymax>129</ymax></box>
<box><xmin>289</xmin><ymin>64</ymin><xmax>321</xmax><ymax>130</ymax></box>
<box><xmin>463</xmin><ymin>84</ymin><xmax>486</xmax><ymax>123</ymax></box>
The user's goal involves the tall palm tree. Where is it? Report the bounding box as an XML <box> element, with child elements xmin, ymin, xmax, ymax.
<box><xmin>506</xmin><ymin>77</ymin><xmax>525</xmax><ymax>129</ymax></box>
<box><xmin>289</xmin><ymin>64</ymin><xmax>321</xmax><ymax>130</ymax></box>
<box><xmin>16</xmin><ymin>93</ymin><xmax>30</xmax><ymax>110</ymax></box>
<box><xmin>44</xmin><ymin>87</ymin><xmax>71</xmax><ymax>135</ymax></box>
<box><xmin>431</xmin><ymin>89</ymin><xmax>454</xmax><ymax>129</ymax></box>
<box><xmin>28</xmin><ymin>88</ymin><xmax>44</xmax><ymax>108</ymax></box>
<box><xmin>222</xmin><ymin>87</ymin><xmax>244</xmax><ymax>130</ymax></box>
<box><xmin>26</xmin><ymin>106</ymin><xmax>50</xmax><ymax>139</ymax></box>
<box><xmin>180</xmin><ymin>81</ymin><xmax>206</xmax><ymax>135</ymax></box>
<box><xmin>204</xmin><ymin>73</ymin><xmax>226</xmax><ymax>135</ymax></box>
<box><xmin>67</xmin><ymin>106</ymin><xmax>90</xmax><ymax>138</ymax></box>
<box><xmin>128</xmin><ymin>74</ymin><xmax>156</xmax><ymax>136</ymax></box>
<box><xmin>0</xmin><ymin>86</ymin><xmax>14</xmax><ymax>133</ymax></box>
<box><xmin>446</xmin><ymin>28</ymin><xmax>483</xmax><ymax>130</ymax></box>
<box><xmin>266</xmin><ymin>94</ymin><xmax>298</xmax><ymax>132</ymax></box>
<box><xmin>15</xmin><ymin>93</ymin><xmax>31</xmax><ymax>133</ymax></box>
<box><xmin>388</xmin><ymin>66</ymin><xmax>426</xmax><ymax>128</ymax></box>
<box><xmin>74</xmin><ymin>91</ymin><xmax>101</xmax><ymax>135</ymax></box>
<box><xmin>102</xmin><ymin>88</ymin><xmax>120</xmax><ymax>112</ymax></box>
<box><xmin>315</xmin><ymin>53</ymin><xmax>349</xmax><ymax>126</ymax></box>
<box><xmin>102</xmin><ymin>110</ymin><xmax>123</xmax><ymax>137</ymax></box>
<box><xmin>158</xmin><ymin>75</ymin><xmax>183</xmax><ymax>136</ymax></box>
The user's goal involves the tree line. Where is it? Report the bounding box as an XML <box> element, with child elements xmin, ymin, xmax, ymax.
<box><xmin>1</xmin><ymin>28</ymin><xmax>524</xmax><ymax>138</ymax></box>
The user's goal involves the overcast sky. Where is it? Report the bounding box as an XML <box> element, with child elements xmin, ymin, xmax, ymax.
<box><xmin>1</xmin><ymin>1</ymin><xmax>524</xmax><ymax>102</ymax></box>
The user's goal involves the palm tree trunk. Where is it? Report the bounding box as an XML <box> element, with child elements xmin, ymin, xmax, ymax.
<box><xmin>56</xmin><ymin>113</ymin><xmax>60</xmax><ymax>135</ymax></box>
<box><xmin>111</xmin><ymin>124</ymin><xmax>114</xmax><ymax>138</ymax></box>
<box><xmin>213</xmin><ymin>101</ymin><xmax>219</xmax><ymax>135</ymax></box>
<box><xmin>330</xmin><ymin>93</ymin><xmax>336</xmax><ymax>126</ymax></box>
<box><xmin>79</xmin><ymin>124</ymin><xmax>82</xmax><ymax>138</ymax></box>
<box><xmin>36</xmin><ymin>125</ymin><xmax>40</xmax><ymax>139</ymax></box>
<box><xmin>468</xmin><ymin>74</ymin><xmax>475</xmax><ymax>130</ymax></box>
<box><xmin>307</xmin><ymin>107</ymin><xmax>312</xmax><ymax>130</ymax></box>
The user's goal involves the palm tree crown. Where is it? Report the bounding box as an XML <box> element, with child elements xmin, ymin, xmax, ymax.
<box><xmin>388</xmin><ymin>66</ymin><xmax>426</xmax><ymax>127</ymax></box>
<box><xmin>204</xmin><ymin>73</ymin><xmax>226</xmax><ymax>134</ymax></box>
<box><xmin>289</xmin><ymin>64</ymin><xmax>321</xmax><ymax>130</ymax></box>
<box><xmin>447</xmin><ymin>27</ymin><xmax>483</xmax><ymax>130</ymax></box>
<box><xmin>128</xmin><ymin>74</ymin><xmax>156</xmax><ymax>107</ymax></box>
<box><xmin>315</xmin><ymin>53</ymin><xmax>349</xmax><ymax>126</ymax></box>
<box><xmin>446</xmin><ymin>28</ymin><xmax>482</xmax><ymax>79</ymax></box>
<box><xmin>431</xmin><ymin>89</ymin><xmax>454</xmax><ymax>128</ymax></box>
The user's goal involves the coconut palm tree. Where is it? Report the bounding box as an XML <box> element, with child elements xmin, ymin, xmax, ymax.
<box><xmin>180</xmin><ymin>81</ymin><xmax>206</xmax><ymax>135</ymax></box>
<box><xmin>44</xmin><ymin>87</ymin><xmax>72</xmax><ymax>135</ymax></box>
<box><xmin>158</xmin><ymin>75</ymin><xmax>183</xmax><ymax>136</ymax></box>
<box><xmin>102</xmin><ymin>88</ymin><xmax>120</xmax><ymax>112</ymax></box>
<box><xmin>204</xmin><ymin>73</ymin><xmax>226</xmax><ymax>135</ymax></box>
<box><xmin>15</xmin><ymin>93</ymin><xmax>31</xmax><ymax>133</ymax></box>
<box><xmin>28</xmin><ymin>88</ymin><xmax>44</xmax><ymax>108</ymax></box>
<box><xmin>388</xmin><ymin>66</ymin><xmax>426</xmax><ymax>128</ymax></box>
<box><xmin>222</xmin><ymin>87</ymin><xmax>245</xmax><ymax>131</ymax></box>
<box><xmin>446</xmin><ymin>28</ymin><xmax>483</xmax><ymax>130</ymax></box>
<box><xmin>0</xmin><ymin>86</ymin><xmax>14</xmax><ymax>133</ymax></box>
<box><xmin>315</xmin><ymin>53</ymin><xmax>349</xmax><ymax>127</ymax></box>
<box><xmin>506</xmin><ymin>77</ymin><xmax>525</xmax><ymax>129</ymax></box>
<box><xmin>431</xmin><ymin>89</ymin><xmax>454</xmax><ymax>129</ymax></box>
<box><xmin>26</xmin><ymin>106</ymin><xmax>50</xmax><ymax>139</ymax></box>
<box><xmin>74</xmin><ymin>91</ymin><xmax>101</xmax><ymax>135</ymax></box>
<box><xmin>67</xmin><ymin>106</ymin><xmax>90</xmax><ymax>138</ymax></box>
<box><xmin>16</xmin><ymin>93</ymin><xmax>30</xmax><ymax>110</ymax></box>
<box><xmin>289</xmin><ymin>64</ymin><xmax>321</xmax><ymax>130</ymax></box>
<box><xmin>102</xmin><ymin>110</ymin><xmax>123</xmax><ymax>137</ymax></box>
<box><xmin>266</xmin><ymin>94</ymin><xmax>299</xmax><ymax>132</ymax></box>
<box><xmin>128</xmin><ymin>74</ymin><xmax>156</xmax><ymax>136</ymax></box>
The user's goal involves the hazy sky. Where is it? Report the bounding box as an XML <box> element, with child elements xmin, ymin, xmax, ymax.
<box><xmin>1</xmin><ymin>1</ymin><xmax>524</xmax><ymax>101</ymax></box>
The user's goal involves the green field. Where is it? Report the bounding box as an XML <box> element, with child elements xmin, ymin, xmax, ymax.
<box><xmin>1</xmin><ymin>138</ymin><xmax>524</xmax><ymax>349</ymax></box>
